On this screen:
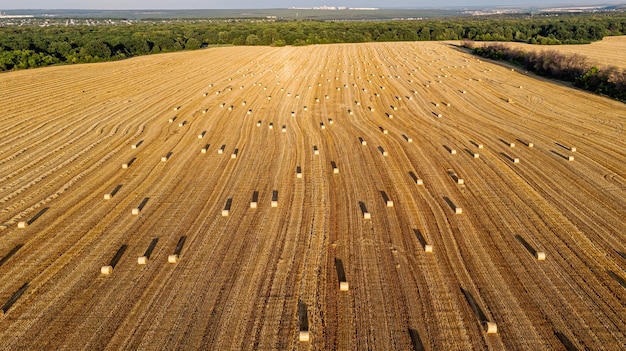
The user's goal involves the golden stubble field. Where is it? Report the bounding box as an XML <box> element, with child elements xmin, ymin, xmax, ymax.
<box><xmin>478</xmin><ymin>35</ymin><xmax>626</xmax><ymax>71</ymax></box>
<box><xmin>0</xmin><ymin>41</ymin><xmax>625</xmax><ymax>350</ymax></box>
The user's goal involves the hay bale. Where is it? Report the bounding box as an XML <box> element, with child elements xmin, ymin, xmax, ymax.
<box><xmin>474</xmin><ymin>153</ymin><xmax>480</xmax><ymax>158</ymax></box>
<box><xmin>122</xmin><ymin>163</ymin><xmax>128</xmax><ymax>169</ymax></box>
<box><xmin>282</xmin><ymin>125</ymin><xmax>286</xmax><ymax>132</ymax></box>
<box><xmin>386</xmin><ymin>200</ymin><xmax>394</xmax><ymax>207</ymax></box>
<box><xmin>17</xmin><ymin>221</ymin><xmax>28</xmax><ymax>229</ymax></box>
<box><xmin>510</xmin><ymin>142</ymin><xmax>515</xmax><ymax>148</ymax></box>
<box><xmin>138</xmin><ymin>256</ymin><xmax>148</xmax><ymax>265</ymax></box>
<box><xmin>132</xmin><ymin>208</ymin><xmax>140</xmax><ymax>215</ymax></box>
<box><xmin>299</xmin><ymin>331</ymin><xmax>310</xmax><ymax>342</ymax></box>
<box><xmin>250</xmin><ymin>201</ymin><xmax>257</xmax><ymax>209</ymax></box>
<box><xmin>168</xmin><ymin>254</ymin><xmax>179</xmax><ymax>263</ymax></box>
<box><xmin>457</xmin><ymin>178</ymin><xmax>464</xmax><ymax>185</ymax></box>
<box><xmin>528</xmin><ymin>142</ymin><xmax>534</xmax><ymax>148</ymax></box>
<box><xmin>101</xmin><ymin>265</ymin><xmax>113</xmax><ymax>275</ymax></box>
<box><xmin>424</xmin><ymin>245</ymin><xmax>433</xmax><ymax>253</ymax></box>
<box><xmin>568</xmin><ymin>156</ymin><xmax>574</xmax><ymax>161</ymax></box>
<box><xmin>257</xmin><ymin>121</ymin><xmax>261</xmax><ymax>127</ymax></box>
<box><xmin>340</xmin><ymin>282</ymin><xmax>349</xmax><ymax>291</ymax></box>
<box><xmin>450</xmin><ymin>149</ymin><xmax>457</xmax><ymax>155</ymax></box>
<box><xmin>161</xmin><ymin>156</ymin><xmax>168</xmax><ymax>162</ymax></box>
<box><xmin>416</xmin><ymin>179</ymin><xmax>423</xmax><ymax>185</ymax></box>
<box><xmin>271</xmin><ymin>201</ymin><xmax>278</xmax><ymax>208</ymax></box>
<box><xmin>221</xmin><ymin>209</ymin><xmax>229</xmax><ymax>217</ymax></box>
<box><xmin>570</xmin><ymin>147</ymin><xmax>576</xmax><ymax>152</ymax></box>
<box><xmin>363</xmin><ymin>212</ymin><xmax>371</xmax><ymax>219</ymax></box>
<box><xmin>513</xmin><ymin>158</ymin><xmax>520</xmax><ymax>163</ymax></box>
<box><xmin>484</xmin><ymin>322</ymin><xmax>498</xmax><ymax>334</ymax></box>
<box><xmin>269</xmin><ymin>123</ymin><xmax>274</xmax><ymax>129</ymax></box>
<box><xmin>104</xmin><ymin>193</ymin><xmax>112</xmax><ymax>200</ymax></box>
<box><xmin>536</xmin><ymin>251</ymin><xmax>546</xmax><ymax>260</ymax></box>
<box><xmin>455</xmin><ymin>207</ymin><xmax>462</xmax><ymax>214</ymax></box>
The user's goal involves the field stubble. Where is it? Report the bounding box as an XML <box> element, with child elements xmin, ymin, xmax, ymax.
<box><xmin>0</xmin><ymin>41</ymin><xmax>625</xmax><ymax>350</ymax></box>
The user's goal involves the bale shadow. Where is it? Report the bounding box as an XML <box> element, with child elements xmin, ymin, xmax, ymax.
<box><xmin>499</xmin><ymin>138</ymin><xmax>513</xmax><ymax>147</ymax></box>
<box><xmin>408</xmin><ymin>328</ymin><xmax>426</xmax><ymax>351</ymax></box>
<box><xmin>556</xmin><ymin>142</ymin><xmax>575</xmax><ymax>152</ymax></box>
<box><xmin>138</xmin><ymin>197</ymin><xmax>150</xmax><ymax>211</ymax></box>
<box><xmin>109</xmin><ymin>244</ymin><xmax>128</xmax><ymax>268</ymax></box>
<box><xmin>550</xmin><ymin>150</ymin><xmax>570</xmax><ymax>160</ymax></box>
<box><xmin>173</xmin><ymin>236</ymin><xmax>187</xmax><ymax>255</ymax></box>
<box><xmin>515</xmin><ymin>235</ymin><xmax>538</xmax><ymax>257</ymax></box>
<box><xmin>335</xmin><ymin>258</ymin><xmax>347</xmax><ymax>283</ymax></box>
<box><xmin>110</xmin><ymin>184</ymin><xmax>123</xmax><ymax>197</ymax></box>
<box><xmin>460</xmin><ymin>287</ymin><xmax>488</xmax><ymax>323</ymax></box>
<box><xmin>126</xmin><ymin>157</ymin><xmax>136</xmax><ymax>167</ymax></box>
<box><xmin>298</xmin><ymin>299</ymin><xmax>309</xmax><ymax>332</ymax></box>
<box><xmin>1</xmin><ymin>282</ymin><xmax>29</xmax><ymax>314</ymax></box>
<box><xmin>443</xmin><ymin>197</ymin><xmax>457</xmax><ymax>212</ymax></box>
<box><xmin>408</xmin><ymin>171</ymin><xmax>418</xmax><ymax>183</ymax></box>
<box><xmin>413</xmin><ymin>229</ymin><xmax>427</xmax><ymax>248</ymax></box>
<box><xmin>27</xmin><ymin>207</ymin><xmax>49</xmax><ymax>225</ymax></box>
<box><xmin>499</xmin><ymin>152</ymin><xmax>516</xmax><ymax>163</ymax></box>
<box><xmin>358</xmin><ymin>201</ymin><xmax>369</xmax><ymax>216</ymax></box>
<box><xmin>380</xmin><ymin>191</ymin><xmax>391</xmax><ymax>204</ymax></box>
<box><xmin>607</xmin><ymin>270</ymin><xmax>626</xmax><ymax>289</ymax></box>
<box><xmin>224</xmin><ymin>198</ymin><xmax>233</xmax><ymax>211</ymax></box>
<box><xmin>0</xmin><ymin>244</ymin><xmax>24</xmax><ymax>267</ymax></box>
<box><xmin>470</xmin><ymin>140</ymin><xmax>482</xmax><ymax>148</ymax></box>
<box><xmin>143</xmin><ymin>237</ymin><xmax>159</xmax><ymax>259</ymax></box>
<box><xmin>555</xmin><ymin>331</ymin><xmax>579</xmax><ymax>351</ymax></box>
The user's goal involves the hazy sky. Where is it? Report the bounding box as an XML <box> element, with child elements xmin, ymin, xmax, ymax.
<box><xmin>0</xmin><ymin>0</ymin><xmax>614</xmax><ymax>10</ymax></box>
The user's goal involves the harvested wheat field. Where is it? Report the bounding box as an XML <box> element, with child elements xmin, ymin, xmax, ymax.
<box><xmin>480</xmin><ymin>35</ymin><xmax>626</xmax><ymax>71</ymax></box>
<box><xmin>1</xmin><ymin>41</ymin><xmax>625</xmax><ymax>350</ymax></box>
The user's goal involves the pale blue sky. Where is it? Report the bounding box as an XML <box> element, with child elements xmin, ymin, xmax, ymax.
<box><xmin>0</xmin><ymin>1</ymin><xmax>617</xmax><ymax>10</ymax></box>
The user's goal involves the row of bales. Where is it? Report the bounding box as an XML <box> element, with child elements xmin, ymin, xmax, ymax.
<box><xmin>2</xmin><ymin>47</ymin><xmax>581</xmax><ymax>350</ymax></box>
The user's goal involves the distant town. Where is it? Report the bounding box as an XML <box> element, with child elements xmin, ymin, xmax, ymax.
<box><xmin>0</xmin><ymin>4</ymin><xmax>624</xmax><ymax>27</ymax></box>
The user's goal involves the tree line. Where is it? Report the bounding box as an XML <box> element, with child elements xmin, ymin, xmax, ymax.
<box><xmin>1</xmin><ymin>13</ymin><xmax>626</xmax><ymax>72</ymax></box>
<box><xmin>465</xmin><ymin>41</ymin><xmax>626</xmax><ymax>101</ymax></box>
